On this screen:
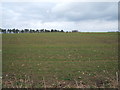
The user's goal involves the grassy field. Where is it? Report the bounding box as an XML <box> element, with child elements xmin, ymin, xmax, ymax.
<box><xmin>2</xmin><ymin>32</ymin><xmax>118</xmax><ymax>88</ymax></box>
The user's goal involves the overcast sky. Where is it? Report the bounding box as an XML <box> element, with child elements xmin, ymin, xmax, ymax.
<box><xmin>1</xmin><ymin>2</ymin><xmax>118</xmax><ymax>32</ymax></box>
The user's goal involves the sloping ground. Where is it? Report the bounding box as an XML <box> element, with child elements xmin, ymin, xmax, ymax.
<box><xmin>2</xmin><ymin>32</ymin><xmax>118</xmax><ymax>88</ymax></box>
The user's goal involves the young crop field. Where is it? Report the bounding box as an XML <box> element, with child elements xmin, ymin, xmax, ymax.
<box><xmin>2</xmin><ymin>32</ymin><xmax>118</xmax><ymax>88</ymax></box>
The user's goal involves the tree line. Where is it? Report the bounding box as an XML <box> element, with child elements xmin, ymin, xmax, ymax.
<box><xmin>0</xmin><ymin>28</ymin><xmax>64</xmax><ymax>34</ymax></box>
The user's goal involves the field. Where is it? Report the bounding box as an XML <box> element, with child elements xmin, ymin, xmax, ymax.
<box><xmin>2</xmin><ymin>32</ymin><xmax>118</xmax><ymax>88</ymax></box>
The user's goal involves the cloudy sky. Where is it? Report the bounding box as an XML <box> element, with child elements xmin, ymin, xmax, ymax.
<box><xmin>1</xmin><ymin>2</ymin><xmax>118</xmax><ymax>32</ymax></box>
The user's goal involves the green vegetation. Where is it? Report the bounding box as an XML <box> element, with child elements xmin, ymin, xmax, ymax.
<box><xmin>2</xmin><ymin>32</ymin><xmax>118</xmax><ymax>88</ymax></box>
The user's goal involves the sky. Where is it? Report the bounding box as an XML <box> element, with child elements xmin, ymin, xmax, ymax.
<box><xmin>0</xmin><ymin>1</ymin><xmax>118</xmax><ymax>32</ymax></box>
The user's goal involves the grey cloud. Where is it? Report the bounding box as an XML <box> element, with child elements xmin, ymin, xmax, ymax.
<box><xmin>2</xmin><ymin>2</ymin><xmax>117</xmax><ymax>22</ymax></box>
<box><xmin>2</xmin><ymin>2</ymin><xmax>117</xmax><ymax>23</ymax></box>
<box><xmin>1</xmin><ymin>2</ymin><xmax>118</xmax><ymax>31</ymax></box>
<box><xmin>2</xmin><ymin>2</ymin><xmax>55</xmax><ymax>22</ymax></box>
<box><xmin>51</xmin><ymin>2</ymin><xmax>118</xmax><ymax>22</ymax></box>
